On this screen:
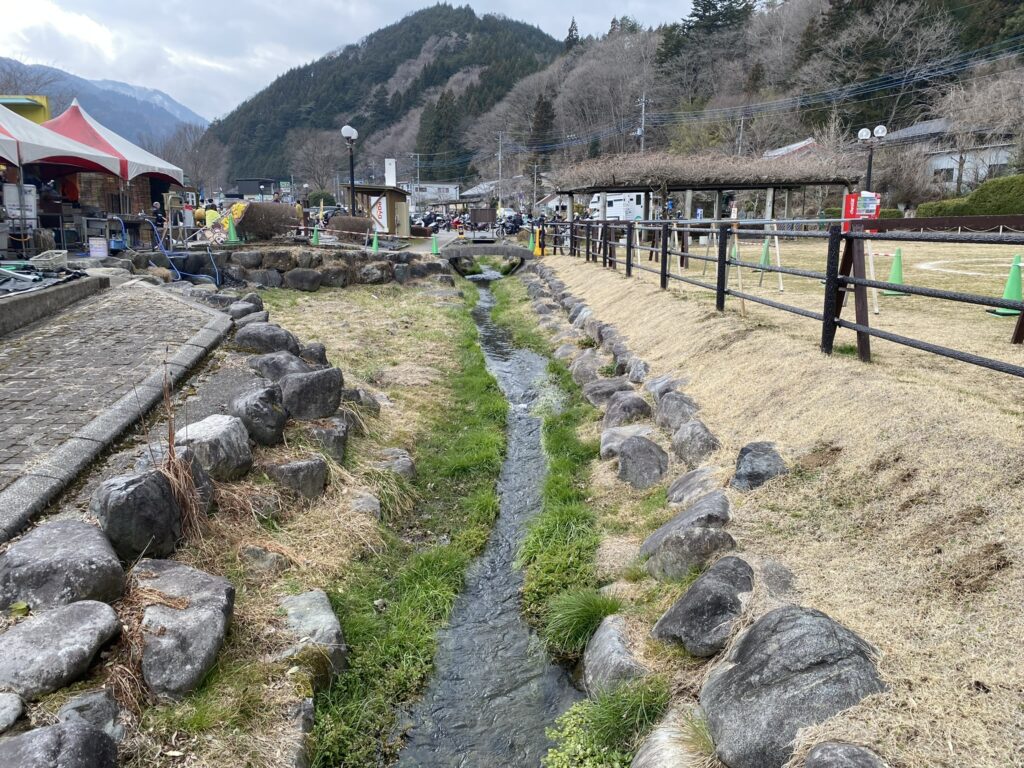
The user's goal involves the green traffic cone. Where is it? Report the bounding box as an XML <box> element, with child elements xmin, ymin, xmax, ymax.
<box><xmin>226</xmin><ymin>214</ymin><xmax>241</xmax><ymax>245</ymax></box>
<box><xmin>883</xmin><ymin>248</ymin><xmax>908</xmax><ymax>296</ymax></box>
<box><xmin>528</xmin><ymin>229</ymin><xmax>535</xmax><ymax>251</ymax></box>
<box><xmin>311</xmin><ymin>225</ymin><xmax>320</xmax><ymax>246</ymax></box>
<box><xmin>372</xmin><ymin>231</ymin><xmax>379</xmax><ymax>254</ymax></box>
<box><xmin>989</xmin><ymin>254</ymin><xmax>1022</xmax><ymax>316</ymax></box>
<box><xmin>431</xmin><ymin>234</ymin><xmax>439</xmax><ymax>255</ymax></box>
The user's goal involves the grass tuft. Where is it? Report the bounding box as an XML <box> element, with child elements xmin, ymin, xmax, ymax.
<box><xmin>680</xmin><ymin>709</ymin><xmax>716</xmax><ymax>756</ymax></box>
<box><xmin>542</xmin><ymin>677</ymin><xmax>671</xmax><ymax>767</ymax></box>
<box><xmin>543</xmin><ymin>588</ymin><xmax>622</xmax><ymax>658</ymax></box>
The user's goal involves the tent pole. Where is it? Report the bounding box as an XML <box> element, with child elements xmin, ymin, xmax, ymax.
<box><xmin>16</xmin><ymin>146</ymin><xmax>28</xmax><ymax>256</ymax></box>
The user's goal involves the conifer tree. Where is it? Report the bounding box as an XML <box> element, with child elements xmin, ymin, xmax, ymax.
<box><xmin>565</xmin><ymin>17</ymin><xmax>580</xmax><ymax>50</ymax></box>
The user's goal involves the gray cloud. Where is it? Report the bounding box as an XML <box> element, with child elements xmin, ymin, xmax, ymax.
<box><xmin>8</xmin><ymin>0</ymin><xmax>687</xmax><ymax>120</ymax></box>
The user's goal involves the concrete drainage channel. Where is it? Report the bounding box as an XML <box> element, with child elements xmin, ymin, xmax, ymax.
<box><xmin>523</xmin><ymin>262</ymin><xmax>889</xmax><ymax>768</ymax></box>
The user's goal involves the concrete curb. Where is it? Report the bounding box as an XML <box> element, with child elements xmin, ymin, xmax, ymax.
<box><xmin>0</xmin><ymin>291</ymin><xmax>232</xmax><ymax>543</ymax></box>
<box><xmin>0</xmin><ymin>275</ymin><xmax>110</xmax><ymax>338</ymax></box>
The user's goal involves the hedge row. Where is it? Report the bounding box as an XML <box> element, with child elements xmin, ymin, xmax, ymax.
<box><xmin>917</xmin><ymin>174</ymin><xmax>1024</xmax><ymax>217</ymax></box>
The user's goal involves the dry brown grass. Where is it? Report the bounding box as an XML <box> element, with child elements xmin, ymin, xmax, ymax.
<box><xmin>539</xmin><ymin>252</ymin><xmax>1024</xmax><ymax>768</ymax></box>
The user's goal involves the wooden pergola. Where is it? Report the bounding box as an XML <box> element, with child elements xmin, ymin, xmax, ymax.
<box><xmin>554</xmin><ymin>151</ymin><xmax>862</xmax><ymax>221</ymax></box>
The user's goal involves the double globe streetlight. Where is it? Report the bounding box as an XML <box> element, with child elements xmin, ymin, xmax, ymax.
<box><xmin>857</xmin><ymin>125</ymin><xmax>887</xmax><ymax>192</ymax></box>
<box><xmin>341</xmin><ymin>124</ymin><xmax>358</xmax><ymax>216</ymax></box>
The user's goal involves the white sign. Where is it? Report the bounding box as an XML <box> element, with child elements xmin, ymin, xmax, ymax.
<box><xmin>370</xmin><ymin>195</ymin><xmax>389</xmax><ymax>233</ymax></box>
<box><xmin>695</xmin><ymin>208</ymin><xmax>704</xmax><ymax>220</ymax></box>
<box><xmin>88</xmin><ymin>237</ymin><xmax>108</xmax><ymax>258</ymax></box>
<box><xmin>3</xmin><ymin>183</ymin><xmax>37</xmax><ymax>220</ymax></box>
<box><xmin>384</xmin><ymin>159</ymin><xmax>397</xmax><ymax>188</ymax></box>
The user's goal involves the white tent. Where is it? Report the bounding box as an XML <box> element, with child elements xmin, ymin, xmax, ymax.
<box><xmin>0</xmin><ymin>104</ymin><xmax>120</xmax><ymax>174</ymax></box>
<box><xmin>44</xmin><ymin>99</ymin><xmax>183</xmax><ymax>184</ymax></box>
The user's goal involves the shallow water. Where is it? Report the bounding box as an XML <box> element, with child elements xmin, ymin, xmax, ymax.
<box><xmin>396</xmin><ymin>276</ymin><xmax>581</xmax><ymax>767</ymax></box>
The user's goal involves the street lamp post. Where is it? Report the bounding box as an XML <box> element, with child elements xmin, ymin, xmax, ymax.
<box><xmin>259</xmin><ymin>184</ymin><xmax>265</xmax><ymax>202</ymax></box>
<box><xmin>341</xmin><ymin>125</ymin><xmax>358</xmax><ymax>216</ymax></box>
<box><xmin>857</xmin><ymin>125</ymin><xmax>887</xmax><ymax>191</ymax></box>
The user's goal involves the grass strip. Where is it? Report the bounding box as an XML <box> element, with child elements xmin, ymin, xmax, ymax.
<box><xmin>488</xmin><ymin>270</ymin><xmax>550</xmax><ymax>354</ymax></box>
<box><xmin>311</xmin><ymin>300</ymin><xmax>507</xmax><ymax>767</ymax></box>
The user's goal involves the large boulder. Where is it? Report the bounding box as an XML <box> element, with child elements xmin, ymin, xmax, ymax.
<box><xmin>731</xmin><ymin>442</ymin><xmax>788</xmax><ymax>491</ymax></box>
<box><xmin>585</xmin><ymin>376</ymin><xmax>630</xmax><ymax>409</ymax></box>
<box><xmin>236</xmin><ymin>310</ymin><xmax>270</xmax><ymax>327</ymax></box>
<box><xmin>646</xmin><ymin>527</ymin><xmax>736</xmax><ymax>582</ymax></box>
<box><xmin>262</xmin><ymin>250</ymin><xmax>297</xmax><ymax>271</ymax></box>
<box><xmin>631</xmin><ymin>705</ymin><xmax>706</xmax><ymax>768</ymax></box>
<box><xmin>0</xmin><ymin>601</ymin><xmax>120</xmax><ymax>700</ymax></box>
<box><xmin>602</xmin><ymin>390</ymin><xmax>652</xmax><ymax>428</ymax></box>
<box><xmin>284</xmin><ymin>268</ymin><xmax>323</xmax><ymax>292</ymax></box>
<box><xmin>805</xmin><ymin>742</ymin><xmax>889</xmax><ymax>768</ymax></box>
<box><xmin>652</xmin><ymin>556</ymin><xmax>753</xmax><ymax>657</ymax></box>
<box><xmin>671</xmin><ymin>419</ymin><xmax>721</xmax><ymax>469</ymax></box>
<box><xmin>308</xmin><ymin>419</ymin><xmax>348</xmax><ymax>463</ymax></box>
<box><xmin>701</xmin><ymin>606</ymin><xmax>885</xmax><ymax>768</ymax></box>
<box><xmin>569</xmin><ymin>349</ymin><xmax>601</xmax><ymax>387</ymax></box>
<box><xmin>600</xmin><ymin>425</ymin><xmax>655</xmax><ymax>460</ymax></box>
<box><xmin>248</xmin><ymin>350</ymin><xmax>312</xmax><ymax>381</ymax></box>
<box><xmin>667</xmin><ymin>467</ymin><xmax>718</xmax><ymax>508</ymax></box>
<box><xmin>644</xmin><ymin>374</ymin><xmax>683</xmax><ymax>403</ymax></box>
<box><xmin>358</xmin><ymin>262</ymin><xmax>392</xmax><ymax>284</ymax></box>
<box><xmin>351</xmin><ymin>491</ymin><xmax>382</xmax><ymax>519</ymax></box>
<box><xmin>57</xmin><ymin>689</ymin><xmax>124</xmax><ymax>743</ymax></box>
<box><xmin>277</xmin><ymin>590</ymin><xmax>348</xmax><ymax>686</ymax></box>
<box><xmin>234</xmin><ymin>322</ymin><xmax>300</xmax><ymax>355</ymax></box>
<box><xmin>655</xmin><ymin>391</ymin><xmax>700</xmax><ymax>433</ymax></box>
<box><xmin>0</xmin><ymin>722</ymin><xmax>117</xmax><ymax>767</ymax></box>
<box><xmin>265</xmin><ymin>457</ymin><xmax>329</xmax><ymax>499</ymax></box>
<box><xmin>230</xmin><ymin>383</ymin><xmax>288</xmax><ymax>446</ymax></box>
<box><xmin>241</xmin><ymin>292</ymin><xmax>265</xmax><ymax>311</ymax></box>
<box><xmin>280</xmin><ymin>368</ymin><xmax>343</xmax><ymax>420</ymax></box>
<box><xmin>176</xmin><ymin>414</ymin><xmax>253</xmax><ymax>481</ymax></box>
<box><xmin>135</xmin><ymin>559</ymin><xmax>235</xmax><ymax>699</ymax></box>
<box><xmin>581</xmin><ymin>615</ymin><xmax>648</xmax><ymax>695</ymax></box>
<box><xmin>248</xmin><ymin>269</ymin><xmax>284</xmax><ymax>288</ymax></box>
<box><xmin>639</xmin><ymin>491</ymin><xmax>732</xmax><ymax>557</ymax></box>
<box><xmin>299</xmin><ymin>342</ymin><xmax>329</xmax><ymax>367</ymax></box>
<box><xmin>0</xmin><ymin>521</ymin><xmax>124</xmax><ymax>611</ymax></box>
<box><xmin>320</xmin><ymin>266</ymin><xmax>351</xmax><ymax>288</ymax></box>
<box><xmin>91</xmin><ymin>471</ymin><xmax>181</xmax><ymax>561</ymax></box>
<box><xmin>617</xmin><ymin>436</ymin><xmax>668</xmax><ymax>490</ymax></box>
<box><xmin>227</xmin><ymin>300</ymin><xmax>260</xmax><ymax>320</ymax></box>
<box><xmin>627</xmin><ymin>358</ymin><xmax>649</xmax><ymax>384</ymax></box>
<box><xmin>133</xmin><ymin>446</ymin><xmax>214</xmax><ymax>515</ymax></box>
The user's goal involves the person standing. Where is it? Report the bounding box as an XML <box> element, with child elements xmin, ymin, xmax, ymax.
<box><xmin>295</xmin><ymin>198</ymin><xmax>305</xmax><ymax>235</ymax></box>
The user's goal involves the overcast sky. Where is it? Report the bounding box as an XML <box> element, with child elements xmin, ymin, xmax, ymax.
<box><xmin>7</xmin><ymin>0</ymin><xmax>687</xmax><ymax>121</ymax></box>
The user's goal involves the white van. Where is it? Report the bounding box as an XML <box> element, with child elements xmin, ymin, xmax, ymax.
<box><xmin>588</xmin><ymin>192</ymin><xmax>647</xmax><ymax>220</ymax></box>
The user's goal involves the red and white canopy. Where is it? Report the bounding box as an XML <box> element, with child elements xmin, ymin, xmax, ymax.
<box><xmin>44</xmin><ymin>99</ymin><xmax>183</xmax><ymax>184</ymax></box>
<box><xmin>0</xmin><ymin>103</ymin><xmax>121</xmax><ymax>175</ymax></box>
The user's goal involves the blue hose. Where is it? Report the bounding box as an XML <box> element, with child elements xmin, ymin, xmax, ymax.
<box><xmin>140</xmin><ymin>217</ymin><xmax>218</xmax><ymax>285</ymax></box>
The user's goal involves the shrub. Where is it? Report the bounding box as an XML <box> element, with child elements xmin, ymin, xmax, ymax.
<box><xmin>327</xmin><ymin>216</ymin><xmax>374</xmax><ymax>235</ymax></box>
<box><xmin>543</xmin><ymin>677</ymin><xmax>671</xmax><ymax>768</ymax></box>
<box><xmin>411</xmin><ymin>225</ymin><xmax>432</xmax><ymax>237</ymax></box>
<box><xmin>308</xmin><ymin>190</ymin><xmax>336</xmax><ymax>207</ymax></box>
<box><xmin>918</xmin><ymin>174</ymin><xmax>1024</xmax><ymax>216</ymax></box>
<box><xmin>543</xmin><ymin>589</ymin><xmax>622</xmax><ymax>658</ymax></box>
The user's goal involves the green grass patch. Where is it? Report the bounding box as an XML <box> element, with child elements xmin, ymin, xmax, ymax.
<box><xmin>542</xmin><ymin>677</ymin><xmax>671</xmax><ymax>768</ymax></box>
<box><xmin>311</xmin><ymin>302</ymin><xmax>508</xmax><ymax>767</ymax></box>
<box><xmin>489</xmin><ymin>275</ymin><xmax>550</xmax><ymax>354</ymax></box>
<box><xmin>518</xmin><ymin>358</ymin><xmax>601</xmax><ymax>630</ymax></box>
<box><xmin>543</xmin><ymin>588</ymin><xmax>622</xmax><ymax>659</ymax></box>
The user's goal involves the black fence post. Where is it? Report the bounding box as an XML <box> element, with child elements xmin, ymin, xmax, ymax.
<box><xmin>660</xmin><ymin>222</ymin><xmax>669</xmax><ymax>289</ymax></box>
<box><xmin>625</xmin><ymin>222</ymin><xmax>633</xmax><ymax>277</ymax></box>
<box><xmin>715</xmin><ymin>223</ymin><xmax>729</xmax><ymax>311</ymax></box>
<box><xmin>585</xmin><ymin>223</ymin><xmax>592</xmax><ymax>262</ymax></box>
<box><xmin>820</xmin><ymin>225</ymin><xmax>842</xmax><ymax>354</ymax></box>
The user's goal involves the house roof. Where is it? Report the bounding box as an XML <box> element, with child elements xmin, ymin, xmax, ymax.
<box><xmin>554</xmin><ymin>151</ymin><xmax>860</xmax><ymax>193</ymax></box>
<box><xmin>884</xmin><ymin>118</ymin><xmax>951</xmax><ymax>143</ymax></box>
<box><xmin>763</xmin><ymin>137</ymin><xmax>817</xmax><ymax>158</ymax></box>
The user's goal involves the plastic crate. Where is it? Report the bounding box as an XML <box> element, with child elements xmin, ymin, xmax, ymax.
<box><xmin>29</xmin><ymin>250</ymin><xmax>69</xmax><ymax>270</ymax></box>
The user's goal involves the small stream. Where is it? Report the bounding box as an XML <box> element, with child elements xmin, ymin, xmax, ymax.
<box><xmin>396</xmin><ymin>270</ymin><xmax>582</xmax><ymax>767</ymax></box>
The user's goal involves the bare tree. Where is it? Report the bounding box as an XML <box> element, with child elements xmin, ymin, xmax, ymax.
<box><xmin>0</xmin><ymin>59</ymin><xmax>71</xmax><ymax>114</ymax></box>
<box><xmin>875</xmin><ymin>144</ymin><xmax>938</xmax><ymax>209</ymax></box>
<box><xmin>287</xmin><ymin>129</ymin><xmax>343</xmax><ymax>192</ymax></box>
<box><xmin>157</xmin><ymin>123</ymin><xmax>228</xmax><ymax>194</ymax></box>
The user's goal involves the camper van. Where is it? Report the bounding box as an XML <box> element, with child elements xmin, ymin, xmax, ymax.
<box><xmin>588</xmin><ymin>192</ymin><xmax>648</xmax><ymax>220</ymax></box>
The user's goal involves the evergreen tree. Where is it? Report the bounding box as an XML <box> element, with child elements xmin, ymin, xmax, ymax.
<box><xmin>528</xmin><ymin>93</ymin><xmax>557</xmax><ymax>169</ymax></box>
<box><xmin>609</xmin><ymin>17</ymin><xmax>620</xmax><ymax>36</ymax></box>
<box><xmin>414</xmin><ymin>90</ymin><xmax>469</xmax><ymax>181</ymax></box>
<box><xmin>657</xmin><ymin>0</ymin><xmax>755</xmax><ymax>62</ymax></box>
<box><xmin>588</xmin><ymin>136</ymin><xmax>601</xmax><ymax>159</ymax></box>
<box><xmin>565</xmin><ymin>17</ymin><xmax>580</xmax><ymax>50</ymax></box>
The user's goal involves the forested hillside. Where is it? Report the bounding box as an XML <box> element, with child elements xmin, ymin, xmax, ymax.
<box><xmin>209</xmin><ymin>4</ymin><xmax>561</xmax><ymax>179</ymax></box>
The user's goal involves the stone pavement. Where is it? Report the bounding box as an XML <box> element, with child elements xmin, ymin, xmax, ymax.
<box><xmin>0</xmin><ymin>281</ymin><xmax>231</xmax><ymax>540</ymax></box>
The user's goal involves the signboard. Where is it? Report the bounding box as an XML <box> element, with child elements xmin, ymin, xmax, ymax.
<box><xmin>384</xmin><ymin>159</ymin><xmax>397</xmax><ymax>188</ymax></box>
<box><xmin>369</xmin><ymin>195</ymin><xmax>389</xmax><ymax>233</ymax></box>
<box><xmin>3</xmin><ymin>183</ymin><xmax>38</xmax><ymax>221</ymax></box>
<box><xmin>695</xmin><ymin>208</ymin><xmax>704</xmax><ymax>220</ymax></box>
<box><xmin>842</xmin><ymin>191</ymin><xmax>881</xmax><ymax>232</ymax></box>
<box><xmin>88</xmin><ymin>237</ymin><xmax>108</xmax><ymax>258</ymax></box>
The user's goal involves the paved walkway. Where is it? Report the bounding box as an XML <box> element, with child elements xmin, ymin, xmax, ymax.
<box><xmin>0</xmin><ymin>282</ymin><xmax>230</xmax><ymax>538</ymax></box>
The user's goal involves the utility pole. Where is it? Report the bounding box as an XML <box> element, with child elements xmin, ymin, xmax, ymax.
<box><xmin>497</xmin><ymin>131</ymin><xmax>503</xmax><ymax>210</ymax></box>
<box><xmin>533</xmin><ymin>164</ymin><xmax>538</xmax><ymax>216</ymax></box>
<box><xmin>415</xmin><ymin>153</ymin><xmax>420</xmax><ymax>185</ymax></box>
<box><xmin>636</xmin><ymin>93</ymin><xmax>647</xmax><ymax>153</ymax></box>
<box><xmin>736</xmin><ymin>114</ymin><xmax>745</xmax><ymax>156</ymax></box>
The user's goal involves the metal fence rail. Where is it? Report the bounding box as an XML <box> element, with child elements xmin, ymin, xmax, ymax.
<box><xmin>546</xmin><ymin>217</ymin><xmax>1024</xmax><ymax>378</ymax></box>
